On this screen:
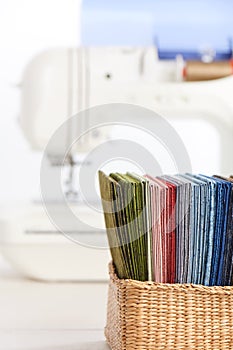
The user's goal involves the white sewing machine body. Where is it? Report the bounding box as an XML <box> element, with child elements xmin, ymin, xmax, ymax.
<box><xmin>21</xmin><ymin>46</ymin><xmax>233</xmax><ymax>174</ymax></box>
<box><xmin>0</xmin><ymin>203</ymin><xmax>109</xmax><ymax>281</ymax></box>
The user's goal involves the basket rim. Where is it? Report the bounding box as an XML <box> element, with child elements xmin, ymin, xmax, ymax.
<box><xmin>109</xmin><ymin>262</ymin><xmax>233</xmax><ymax>294</ymax></box>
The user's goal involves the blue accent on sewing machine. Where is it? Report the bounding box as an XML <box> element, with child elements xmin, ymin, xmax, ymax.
<box><xmin>81</xmin><ymin>0</ymin><xmax>233</xmax><ymax>60</ymax></box>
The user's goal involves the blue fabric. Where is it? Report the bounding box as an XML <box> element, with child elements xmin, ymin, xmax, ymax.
<box><xmin>213</xmin><ymin>177</ymin><xmax>232</xmax><ymax>285</ymax></box>
<box><xmin>194</xmin><ymin>175</ymin><xmax>216</xmax><ymax>286</ymax></box>
<box><xmin>199</xmin><ymin>176</ymin><xmax>231</xmax><ymax>286</ymax></box>
<box><xmin>174</xmin><ymin>176</ymin><xmax>193</xmax><ymax>284</ymax></box>
<box><xmin>225</xmin><ymin>191</ymin><xmax>233</xmax><ymax>285</ymax></box>
<box><xmin>186</xmin><ymin>183</ymin><xmax>196</xmax><ymax>284</ymax></box>
<box><xmin>192</xmin><ymin>176</ymin><xmax>209</xmax><ymax>285</ymax></box>
<box><xmin>212</xmin><ymin>180</ymin><xmax>230</xmax><ymax>286</ymax></box>
<box><xmin>182</xmin><ymin>175</ymin><xmax>208</xmax><ymax>285</ymax></box>
<box><xmin>207</xmin><ymin>178</ymin><xmax>224</xmax><ymax>286</ymax></box>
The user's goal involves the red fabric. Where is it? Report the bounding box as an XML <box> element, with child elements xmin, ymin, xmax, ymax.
<box><xmin>160</xmin><ymin>186</ymin><xmax>166</xmax><ymax>283</ymax></box>
<box><xmin>160</xmin><ymin>180</ymin><xmax>176</xmax><ymax>283</ymax></box>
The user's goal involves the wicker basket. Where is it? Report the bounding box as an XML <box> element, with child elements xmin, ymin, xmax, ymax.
<box><xmin>105</xmin><ymin>263</ymin><xmax>233</xmax><ymax>350</ymax></box>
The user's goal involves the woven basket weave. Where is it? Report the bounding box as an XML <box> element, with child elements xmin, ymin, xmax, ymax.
<box><xmin>105</xmin><ymin>263</ymin><xmax>233</xmax><ymax>350</ymax></box>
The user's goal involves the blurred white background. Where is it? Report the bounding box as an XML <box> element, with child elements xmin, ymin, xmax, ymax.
<box><xmin>0</xmin><ymin>0</ymin><xmax>81</xmax><ymax>202</ymax></box>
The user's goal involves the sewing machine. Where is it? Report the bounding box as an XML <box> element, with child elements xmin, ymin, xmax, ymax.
<box><xmin>1</xmin><ymin>0</ymin><xmax>233</xmax><ymax>281</ymax></box>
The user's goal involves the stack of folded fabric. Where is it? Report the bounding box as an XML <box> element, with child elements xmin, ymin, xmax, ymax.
<box><xmin>99</xmin><ymin>171</ymin><xmax>233</xmax><ymax>286</ymax></box>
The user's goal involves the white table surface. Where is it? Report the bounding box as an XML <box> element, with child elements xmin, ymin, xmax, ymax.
<box><xmin>0</xmin><ymin>256</ymin><xmax>110</xmax><ymax>349</ymax></box>
<box><xmin>0</xmin><ymin>330</ymin><xmax>109</xmax><ymax>350</ymax></box>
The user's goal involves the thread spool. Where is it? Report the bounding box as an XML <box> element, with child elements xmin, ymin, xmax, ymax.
<box><xmin>183</xmin><ymin>60</ymin><xmax>233</xmax><ymax>81</ymax></box>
